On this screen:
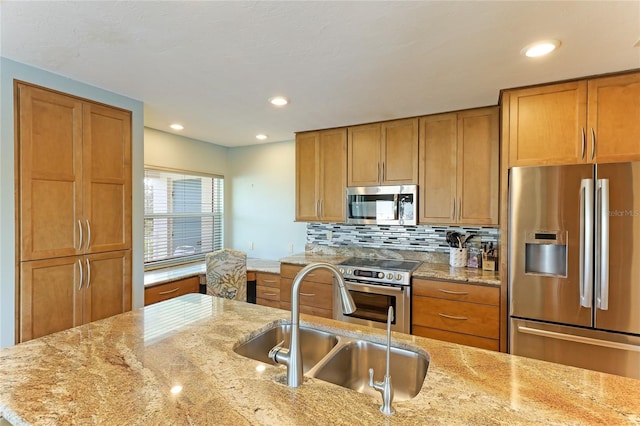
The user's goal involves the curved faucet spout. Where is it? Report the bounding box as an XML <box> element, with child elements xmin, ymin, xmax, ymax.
<box><xmin>270</xmin><ymin>262</ymin><xmax>355</xmax><ymax>388</ymax></box>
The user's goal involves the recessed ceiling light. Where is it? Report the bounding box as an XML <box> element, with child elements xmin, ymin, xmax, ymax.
<box><xmin>256</xmin><ymin>134</ymin><xmax>268</xmax><ymax>140</ymax></box>
<box><xmin>170</xmin><ymin>123</ymin><xmax>184</xmax><ymax>131</ymax></box>
<box><xmin>170</xmin><ymin>385</ymin><xmax>183</xmax><ymax>394</ymax></box>
<box><xmin>268</xmin><ymin>96</ymin><xmax>289</xmax><ymax>106</ymax></box>
<box><xmin>521</xmin><ymin>40</ymin><xmax>561</xmax><ymax>58</ymax></box>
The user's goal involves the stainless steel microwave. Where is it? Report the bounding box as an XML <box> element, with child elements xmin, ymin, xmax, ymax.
<box><xmin>346</xmin><ymin>185</ymin><xmax>417</xmax><ymax>225</ymax></box>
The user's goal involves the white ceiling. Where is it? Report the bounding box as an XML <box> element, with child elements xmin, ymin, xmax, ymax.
<box><xmin>2</xmin><ymin>1</ymin><xmax>639</xmax><ymax>147</ymax></box>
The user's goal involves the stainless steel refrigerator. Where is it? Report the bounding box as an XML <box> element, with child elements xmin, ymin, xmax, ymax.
<box><xmin>509</xmin><ymin>163</ymin><xmax>640</xmax><ymax>379</ymax></box>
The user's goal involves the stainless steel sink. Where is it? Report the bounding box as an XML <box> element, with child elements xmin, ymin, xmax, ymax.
<box><xmin>310</xmin><ymin>340</ymin><xmax>429</xmax><ymax>401</ymax></box>
<box><xmin>233</xmin><ymin>324</ymin><xmax>338</xmax><ymax>373</ymax></box>
<box><xmin>234</xmin><ymin>323</ymin><xmax>429</xmax><ymax>400</ymax></box>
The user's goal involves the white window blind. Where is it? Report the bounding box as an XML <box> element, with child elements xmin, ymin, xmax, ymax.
<box><xmin>144</xmin><ymin>168</ymin><xmax>224</xmax><ymax>268</ymax></box>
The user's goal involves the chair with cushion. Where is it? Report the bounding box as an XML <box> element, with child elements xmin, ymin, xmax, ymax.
<box><xmin>205</xmin><ymin>248</ymin><xmax>247</xmax><ymax>301</ymax></box>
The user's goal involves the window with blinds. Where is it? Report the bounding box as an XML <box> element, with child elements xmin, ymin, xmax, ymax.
<box><xmin>144</xmin><ymin>168</ymin><xmax>224</xmax><ymax>268</ymax></box>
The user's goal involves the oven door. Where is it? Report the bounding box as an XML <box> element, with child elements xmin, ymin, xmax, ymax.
<box><xmin>335</xmin><ymin>280</ymin><xmax>411</xmax><ymax>334</ymax></box>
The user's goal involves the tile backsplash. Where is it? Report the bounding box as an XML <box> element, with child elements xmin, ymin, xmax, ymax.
<box><xmin>307</xmin><ymin>223</ymin><xmax>499</xmax><ymax>254</ymax></box>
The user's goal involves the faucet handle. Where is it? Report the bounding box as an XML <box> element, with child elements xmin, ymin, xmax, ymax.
<box><xmin>268</xmin><ymin>339</ymin><xmax>286</xmax><ymax>363</ymax></box>
<box><xmin>368</xmin><ymin>368</ymin><xmax>381</xmax><ymax>391</ymax></box>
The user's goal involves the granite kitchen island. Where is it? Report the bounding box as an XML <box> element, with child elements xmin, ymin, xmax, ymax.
<box><xmin>1</xmin><ymin>294</ymin><xmax>638</xmax><ymax>425</ymax></box>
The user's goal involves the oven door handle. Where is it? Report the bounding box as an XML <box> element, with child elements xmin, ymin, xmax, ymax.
<box><xmin>344</xmin><ymin>280</ymin><xmax>405</xmax><ymax>295</ymax></box>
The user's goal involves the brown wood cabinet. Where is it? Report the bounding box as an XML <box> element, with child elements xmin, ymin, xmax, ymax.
<box><xmin>144</xmin><ymin>276</ymin><xmax>200</xmax><ymax>306</ymax></box>
<box><xmin>505</xmin><ymin>72</ymin><xmax>640</xmax><ymax>167</ymax></box>
<box><xmin>419</xmin><ymin>107</ymin><xmax>499</xmax><ymax>225</ymax></box>
<box><xmin>295</xmin><ymin>128</ymin><xmax>346</xmax><ymax>222</ymax></box>
<box><xmin>16</xmin><ymin>82</ymin><xmax>132</xmax><ymax>342</ymax></box>
<box><xmin>279</xmin><ymin>263</ymin><xmax>333</xmax><ymax>319</ymax></box>
<box><xmin>347</xmin><ymin>118</ymin><xmax>418</xmax><ymax>186</ymax></box>
<box><xmin>412</xmin><ymin>278</ymin><xmax>500</xmax><ymax>351</ymax></box>
<box><xmin>20</xmin><ymin>250</ymin><xmax>131</xmax><ymax>341</ymax></box>
<box><xmin>255</xmin><ymin>272</ymin><xmax>281</xmax><ymax>309</ymax></box>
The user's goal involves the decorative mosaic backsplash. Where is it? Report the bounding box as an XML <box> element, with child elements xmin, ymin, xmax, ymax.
<box><xmin>307</xmin><ymin>223</ymin><xmax>499</xmax><ymax>254</ymax></box>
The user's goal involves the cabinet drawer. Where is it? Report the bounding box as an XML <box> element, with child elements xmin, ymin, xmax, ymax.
<box><xmin>413</xmin><ymin>279</ymin><xmax>499</xmax><ymax>306</ymax></box>
<box><xmin>280</xmin><ymin>263</ymin><xmax>334</xmax><ymax>284</ymax></box>
<box><xmin>257</xmin><ymin>298</ymin><xmax>281</xmax><ymax>309</ymax></box>
<box><xmin>280</xmin><ymin>302</ymin><xmax>332</xmax><ymax>319</ymax></box>
<box><xmin>144</xmin><ymin>276</ymin><xmax>200</xmax><ymax>306</ymax></box>
<box><xmin>256</xmin><ymin>272</ymin><xmax>280</xmax><ymax>288</ymax></box>
<box><xmin>280</xmin><ymin>278</ymin><xmax>333</xmax><ymax>310</ymax></box>
<box><xmin>412</xmin><ymin>296</ymin><xmax>499</xmax><ymax>339</ymax></box>
<box><xmin>256</xmin><ymin>285</ymin><xmax>280</xmax><ymax>301</ymax></box>
<box><xmin>412</xmin><ymin>326</ymin><xmax>499</xmax><ymax>351</ymax></box>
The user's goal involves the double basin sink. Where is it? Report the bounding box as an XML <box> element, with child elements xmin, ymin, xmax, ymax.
<box><xmin>233</xmin><ymin>322</ymin><xmax>430</xmax><ymax>401</ymax></box>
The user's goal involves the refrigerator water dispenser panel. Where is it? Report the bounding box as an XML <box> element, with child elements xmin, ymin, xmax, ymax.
<box><xmin>524</xmin><ymin>232</ymin><xmax>567</xmax><ymax>277</ymax></box>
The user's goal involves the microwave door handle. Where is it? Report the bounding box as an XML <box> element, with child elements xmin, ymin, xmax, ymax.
<box><xmin>596</xmin><ymin>179</ymin><xmax>609</xmax><ymax>310</ymax></box>
<box><xmin>580</xmin><ymin>178</ymin><xmax>594</xmax><ymax>308</ymax></box>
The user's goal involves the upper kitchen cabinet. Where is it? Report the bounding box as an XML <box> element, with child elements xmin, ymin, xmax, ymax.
<box><xmin>419</xmin><ymin>107</ymin><xmax>499</xmax><ymax>225</ymax></box>
<box><xmin>347</xmin><ymin>118</ymin><xmax>418</xmax><ymax>186</ymax></box>
<box><xmin>505</xmin><ymin>71</ymin><xmax>640</xmax><ymax>167</ymax></box>
<box><xmin>18</xmin><ymin>83</ymin><xmax>132</xmax><ymax>261</ymax></box>
<box><xmin>295</xmin><ymin>128</ymin><xmax>347</xmax><ymax>222</ymax></box>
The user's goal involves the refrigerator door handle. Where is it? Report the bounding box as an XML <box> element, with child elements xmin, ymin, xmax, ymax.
<box><xmin>580</xmin><ymin>178</ymin><xmax>594</xmax><ymax>308</ymax></box>
<box><xmin>596</xmin><ymin>179</ymin><xmax>610</xmax><ymax>310</ymax></box>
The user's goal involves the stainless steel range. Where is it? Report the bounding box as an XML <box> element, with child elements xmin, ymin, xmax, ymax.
<box><xmin>335</xmin><ymin>257</ymin><xmax>420</xmax><ymax>334</ymax></box>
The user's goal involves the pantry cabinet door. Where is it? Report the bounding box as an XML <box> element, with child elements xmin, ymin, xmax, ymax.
<box><xmin>83</xmin><ymin>103</ymin><xmax>132</xmax><ymax>254</ymax></box>
<box><xmin>18</xmin><ymin>84</ymin><xmax>84</xmax><ymax>261</ymax></box>
<box><xmin>20</xmin><ymin>256</ymin><xmax>83</xmax><ymax>342</ymax></box>
<box><xmin>83</xmin><ymin>250</ymin><xmax>132</xmax><ymax>324</ymax></box>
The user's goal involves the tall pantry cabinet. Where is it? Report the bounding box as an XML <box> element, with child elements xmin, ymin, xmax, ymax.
<box><xmin>16</xmin><ymin>82</ymin><xmax>132</xmax><ymax>342</ymax></box>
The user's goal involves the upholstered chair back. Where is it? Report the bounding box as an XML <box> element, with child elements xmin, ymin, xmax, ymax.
<box><xmin>205</xmin><ymin>249</ymin><xmax>247</xmax><ymax>301</ymax></box>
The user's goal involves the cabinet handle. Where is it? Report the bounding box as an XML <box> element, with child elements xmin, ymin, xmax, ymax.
<box><xmin>320</xmin><ymin>199</ymin><xmax>323</xmax><ymax>217</ymax></box>
<box><xmin>457</xmin><ymin>198</ymin><xmax>462</xmax><ymax>221</ymax></box>
<box><xmin>77</xmin><ymin>220</ymin><xmax>83</xmax><ymax>251</ymax></box>
<box><xmin>85</xmin><ymin>259</ymin><xmax>91</xmax><ymax>288</ymax></box>
<box><xmin>263</xmin><ymin>279</ymin><xmax>278</xmax><ymax>283</ymax></box>
<box><xmin>438</xmin><ymin>313</ymin><xmax>468</xmax><ymax>320</ymax></box>
<box><xmin>438</xmin><ymin>289</ymin><xmax>469</xmax><ymax>295</ymax></box>
<box><xmin>581</xmin><ymin>127</ymin><xmax>586</xmax><ymax>160</ymax></box>
<box><xmin>158</xmin><ymin>287</ymin><xmax>180</xmax><ymax>295</ymax></box>
<box><xmin>377</xmin><ymin>162</ymin><xmax>381</xmax><ymax>183</ymax></box>
<box><xmin>381</xmin><ymin>162</ymin><xmax>385</xmax><ymax>183</ymax></box>
<box><xmin>451</xmin><ymin>198</ymin><xmax>456</xmax><ymax>219</ymax></box>
<box><xmin>77</xmin><ymin>259</ymin><xmax>83</xmax><ymax>290</ymax></box>
<box><xmin>591</xmin><ymin>128</ymin><xmax>596</xmax><ymax>161</ymax></box>
<box><xmin>263</xmin><ymin>292</ymin><xmax>278</xmax><ymax>297</ymax></box>
<box><xmin>315</xmin><ymin>200</ymin><xmax>320</xmax><ymax>217</ymax></box>
<box><xmin>300</xmin><ymin>292</ymin><xmax>316</xmax><ymax>297</ymax></box>
<box><xmin>85</xmin><ymin>219</ymin><xmax>91</xmax><ymax>251</ymax></box>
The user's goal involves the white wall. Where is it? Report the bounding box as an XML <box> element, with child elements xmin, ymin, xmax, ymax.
<box><xmin>228</xmin><ymin>141</ymin><xmax>307</xmax><ymax>259</ymax></box>
<box><xmin>0</xmin><ymin>58</ymin><xmax>145</xmax><ymax>348</ymax></box>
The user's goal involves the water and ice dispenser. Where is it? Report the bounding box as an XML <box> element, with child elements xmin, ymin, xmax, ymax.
<box><xmin>524</xmin><ymin>231</ymin><xmax>567</xmax><ymax>277</ymax></box>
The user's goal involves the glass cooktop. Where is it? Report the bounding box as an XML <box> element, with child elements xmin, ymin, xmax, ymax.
<box><xmin>338</xmin><ymin>257</ymin><xmax>421</xmax><ymax>272</ymax></box>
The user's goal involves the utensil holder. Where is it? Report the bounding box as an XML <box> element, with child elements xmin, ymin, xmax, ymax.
<box><xmin>449</xmin><ymin>247</ymin><xmax>467</xmax><ymax>268</ymax></box>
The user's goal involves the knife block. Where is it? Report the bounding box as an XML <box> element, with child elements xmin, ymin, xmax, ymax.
<box><xmin>482</xmin><ymin>251</ymin><xmax>498</xmax><ymax>271</ymax></box>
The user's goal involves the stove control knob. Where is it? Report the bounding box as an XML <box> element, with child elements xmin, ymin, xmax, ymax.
<box><xmin>339</xmin><ymin>268</ymin><xmax>344</xmax><ymax>274</ymax></box>
<box><xmin>396</xmin><ymin>273</ymin><xmax>403</xmax><ymax>281</ymax></box>
<box><xmin>378</xmin><ymin>272</ymin><xmax>385</xmax><ymax>279</ymax></box>
<box><xmin>387</xmin><ymin>272</ymin><xmax>393</xmax><ymax>280</ymax></box>
<box><xmin>347</xmin><ymin>269</ymin><xmax>352</xmax><ymax>275</ymax></box>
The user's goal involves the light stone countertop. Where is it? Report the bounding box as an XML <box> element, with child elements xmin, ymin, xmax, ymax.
<box><xmin>412</xmin><ymin>263</ymin><xmax>500</xmax><ymax>286</ymax></box>
<box><xmin>144</xmin><ymin>258</ymin><xmax>281</xmax><ymax>287</ymax></box>
<box><xmin>1</xmin><ymin>294</ymin><xmax>638</xmax><ymax>425</ymax></box>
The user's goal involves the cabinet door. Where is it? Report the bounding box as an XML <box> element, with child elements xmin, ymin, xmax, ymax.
<box><xmin>588</xmin><ymin>73</ymin><xmax>640</xmax><ymax>163</ymax></box>
<box><xmin>20</xmin><ymin>256</ymin><xmax>83</xmax><ymax>342</ymax></box>
<box><xmin>83</xmin><ymin>103</ymin><xmax>132</xmax><ymax>253</ymax></box>
<box><xmin>457</xmin><ymin>107</ymin><xmax>499</xmax><ymax>225</ymax></box>
<box><xmin>347</xmin><ymin>124</ymin><xmax>381</xmax><ymax>186</ymax></box>
<box><xmin>318</xmin><ymin>129</ymin><xmax>347</xmax><ymax>222</ymax></box>
<box><xmin>508</xmin><ymin>81</ymin><xmax>587</xmax><ymax>167</ymax></box>
<box><xmin>18</xmin><ymin>84</ymin><xmax>84</xmax><ymax>261</ymax></box>
<box><xmin>83</xmin><ymin>250</ymin><xmax>132</xmax><ymax>323</ymax></box>
<box><xmin>381</xmin><ymin>118</ymin><xmax>418</xmax><ymax>184</ymax></box>
<box><xmin>419</xmin><ymin>113</ymin><xmax>457</xmax><ymax>223</ymax></box>
<box><xmin>295</xmin><ymin>132</ymin><xmax>319</xmax><ymax>221</ymax></box>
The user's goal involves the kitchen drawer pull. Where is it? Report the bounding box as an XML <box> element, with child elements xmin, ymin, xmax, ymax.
<box><xmin>300</xmin><ymin>292</ymin><xmax>316</xmax><ymax>297</ymax></box>
<box><xmin>263</xmin><ymin>279</ymin><xmax>278</xmax><ymax>283</ymax></box>
<box><xmin>438</xmin><ymin>289</ymin><xmax>469</xmax><ymax>296</ymax></box>
<box><xmin>158</xmin><ymin>287</ymin><xmax>180</xmax><ymax>295</ymax></box>
<box><xmin>438</xmin><ymin>313</ymin><xmax>468</xmax><ymax>321</ymax></box>
<box><xmin>263</xmin><ymin>292</ymin><xmax>278</xmax><ymax>297</ymax></box>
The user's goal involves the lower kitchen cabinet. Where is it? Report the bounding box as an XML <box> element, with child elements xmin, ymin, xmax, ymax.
<box><xmin>255</xmin><ymin>272</ymin><xmax>281</xmax><ymax>309</ymax></box>
<box><xmin>412</xmin><ymin>278</ymin><xmax>499</xmax><ymax>351</ymax></box>
<box><xmin>144</xmin><ymin>276</ymin><xmax>200</xmax><ymax>306</ymax></box>
<box><xmin>280</xmin><ymin>263</ymin><xmax>333</xmax><ymax>319</ymax></box>
<box><xmin>19</xmin><ymin>250</ymin><xmax>131</xmax><ymax>342</ymax></box>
